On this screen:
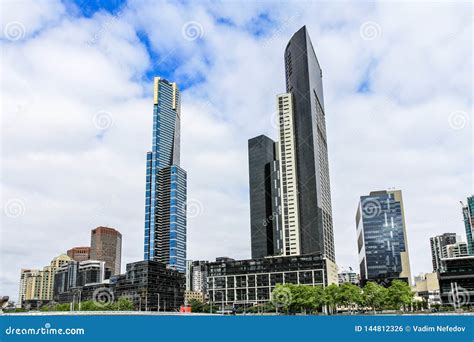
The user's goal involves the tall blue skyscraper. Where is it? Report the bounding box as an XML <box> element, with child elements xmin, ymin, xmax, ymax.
<box><xmin>144</xmin><ymin>77</ymin><xmax>187</xmax><ymax>272</ymax></box>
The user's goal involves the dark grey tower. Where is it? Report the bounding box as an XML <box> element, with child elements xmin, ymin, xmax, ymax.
<box><xmin>284</xmin><ymin>26</ymin><xmax>335</xmax><ymax>262</ymax></box>
<box><xmin>248</xmin><ymin>135</ymin><xmax>283</xmax><ymax>258</ymax></box>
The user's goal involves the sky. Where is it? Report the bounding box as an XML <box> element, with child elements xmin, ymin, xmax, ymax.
<box><xmin>1</xmin><ymin>0</ymin><xmax>472</xmax><ymax>302</ymax></box>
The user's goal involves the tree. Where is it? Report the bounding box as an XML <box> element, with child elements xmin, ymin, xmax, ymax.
<box><xmin>188</xmin><ymin>299</ymin><xmax>204</xmax><ymax>313</ymax></box>
<box><xmin>271</xmin><ymin>284</ymin><xmax>293</xmax><ymax>313</ymax></box>
<box><xmin>362</xmin><ymin>282</ymin><xmax>388</xmax><ymax>313</ymax></box>
<box><xmin>307</xmin><ymin>286</ymin><xmax>325</xmax><ymax>314</ymax></box>
<box><xmin>338</xmin><ymin>283</ymin><xmax>362</xmax><ymax>314</ymax></box>
<box><xmin>387</xmin><ymin>280</ymin><xmax>414</xmax><ymax>312</ymax></box>
<box><xmin>323</xmin><ymin>284</ymin><xmax>340</xmax><ymax>315</ymax></box>
<box><xmin>112</xmin><ymin>297</ymin><xmax>134</xmax><ymax>311</ymax></box>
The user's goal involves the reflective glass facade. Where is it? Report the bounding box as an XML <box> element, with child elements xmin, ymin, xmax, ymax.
<box><xmin>248</xmin><ymin>135</ymin><xmax>282</xmax><ymax>258</ymax></box>
<box><xmin>207</xmin><ymin>255</ymin><xmax>328</xmax><ymax>306</ymax></box>
<box><xmin>284</xmin><ymin>26</ymin><xmax>335</xmax><ymax>261</ymax></box>
<box><xmin>356</xmin><ymin>190</ymin><xmax>411</xmax><ymax>284</ymax></box>
<box><xmin>144</xmin><ymin>77</ymin><xmax>187</xmax><ymax>272</ymax></box>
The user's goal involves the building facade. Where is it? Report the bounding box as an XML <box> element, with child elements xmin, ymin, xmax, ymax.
<box><xmin>338</xmin><ymin>269</ymin><xmax>359</xmax><ymax>285</ymax></box>
<box><xmin>207</xmin><ymin>255</ymin><xmax>338</xmax><ymax>307</ymax></box>
<box><xmin>412</xmin><ymin>272</ymin><xmax>440</xmax><ymax>308</ymax></box>
<box><xmin>18</xmin><ymin>254</ymin><xmax>71</xmax><ymax>307</ymax></box>
<box><xmin>184</xmin><ymin>291</ymin><xmax>204</xmax><ymax>304</ymax></box>
<box><xmin>144</xmin><ymin>77</ymin><xmax>187</xmax><ymax>273</ymax></box>
<box><xmin>430</xmin><ymin>233</ymin><xmax>458</xmax><ymax>272</ymax></box>
<box><xmin>283</xmin><ymin>26</ymin><xmax>335</xmax><ymax>262</ymax></box>
<box><xmin>439</xmin><ymin>256</ymin><xmax>474</xmax><ymax>307</ymax></box>
<box><xmin>248</xmin><ymin>135</ymin><xmax>282</xmax><ymax>258</ymax></box>
<box><xmin>461</xmin><ymin>195</ymin><xmax>474</xmax><ymax>255</ymax></box>
<box><xmin>90</xmin><ymin>226</ymin><xmax>122</xmax><ymax>275</ymax></box>
<box><xmin>276</xmin><ymin>93</ymin><xmax>301</xmax><ymax>256</ymax></box>
<box><xmin>113</xmin><ymin>260</ymin><xmax>185</xmax><ymax>311</ymax></box>
<box><xmin>443</xmin><ymin>241</ymin><xmax>468</xmax><ymax>259</ymax></box>
<box><xmin>67</xmin><ymin>247</ymin><xmax>91</xmax><ymax>262</ymax></box>
<box><xmin>191</xmin><ymin>261</ymin><xmax>208</xmax><ymax>294</ymax></box>
<box><xmin>356</xmin><ymin>190</ymin><xmax>412</xmax><ymax>285</ymax></box>
<box><xmin>53</xmin><ymin>259</ymin><xmax>109</xmax><ymax>301</ymax></box>
<box><xmin>40</xmin><ymin>254</ymin><xmax>72</xmax><ymax>300</ymax></box>
<box><xmin>18</xmin><ymin>269</ymin><xmax>40</xmax><ymax>307</ymax></box>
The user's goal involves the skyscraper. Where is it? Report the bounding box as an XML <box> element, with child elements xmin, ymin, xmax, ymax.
<box><xmin>429</xmin><ymin>233</ymin><xmax>458</xmax><ymax>272</ymax></box>
<box><xmin>90</xmin><ymin>226</ymin><xmax>122</xmax><ymax>275</ymax></box>
<box><xmin>248</xmin><ymin>135</ymin><xmax>282</xmax><ymax>258</ymax></box>
<box><xmin>247</xmin><ymin>26</ymin><xmax>335</xmax><ymax>262</ymax></box>
<box><xmin>283</xmin><ymin>26</ymin><xmax>335</xmax><ymax>261</ymax></box>
<box><xmin>356</xmin><ymin>190</ymin><xmax>412</xmax><ymax>285</ymax></box>
<box><xmin>144</xmin><ymin>77</ymin><xmax>187</xmax><ymax>272</ymax></box>
<box><xmin>276</xmin><ymin>93</ymin><xmax>302</xmax><ymax>256</ymax></box>
<box><xmin>461</xmin><ymin>195</ymin><xmax>474</xmax><ymax>255</ymax></box>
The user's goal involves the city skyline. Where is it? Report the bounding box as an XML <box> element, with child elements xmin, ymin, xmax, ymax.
<box><xmin>1</xmin><ymin>1</ymin><xmax>471</xmax><ymax>302</ymax></box>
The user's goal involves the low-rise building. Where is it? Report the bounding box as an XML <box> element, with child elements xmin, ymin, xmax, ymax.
<box><xmin>439</xmin><ymin>256</ymin><xmax>474</xmax><ymax>307</ymax></box>
<box><xmin>412</xmin><ymin>272</ymin><xmax>440</xmax><ymax>308</ymax></box>
<box><xmin>338</xmin><ymin>269</ymin><xmax>359</xmax><ymax>285</ymax></box>
<box><xmin>53</xmin><ymin>259</ymin><xmax>109</xmax><ymax>302</ymax></box>
<box><xmin>207</xmin><ymin>255</ymin><xmax>338</xmax><ymax>308</ymax></box>
<box><xmin>114</xmin><ymin>260</ymin><xmax>185</xmax><ymax>311</ymax></box>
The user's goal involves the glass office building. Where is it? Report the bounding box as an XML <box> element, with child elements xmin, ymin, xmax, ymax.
<box><xmin>356</xmin><ymin>190</ymin><xmax>412</xmax><ymax>285</ymax></box>
<box><xmin>144</xmin><ymin>77</ymin><xmax>187</xmax><ymax>273</ymax></box>
<box><xmin>207</xmin><ymin>254</ymin><xmax>338</xmax><ymax>307</ymax></box>
<box><xmin>283</xmin><ymin>26</ymin><xmax>335</xmax><ymax>261</ymax></box>
<box><xmin>248</xmin><ymin>135</ymin><xmax>283</xmax><ymax>258</ymax></box>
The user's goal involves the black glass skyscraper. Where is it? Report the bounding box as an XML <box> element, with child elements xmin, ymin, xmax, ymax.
<box><xmin>283</xmin><ymin>26</ymin><xmax>335</xmax><ymax>261</ymax></box>
<box><xmin>248</xmin><ymin>135</ymin><xmax>282</xmax><ymax>258</ymax></box>
<box><xmin>248</xmin><ymin>26</ymin><xmax>335</xmax><ymax>263</ymax></box>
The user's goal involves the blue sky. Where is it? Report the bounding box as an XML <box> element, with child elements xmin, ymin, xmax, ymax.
<box><xmin>1</xmin><ymin>0</ymin><xmax>472</xmax><ymax>302</ymax></box>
